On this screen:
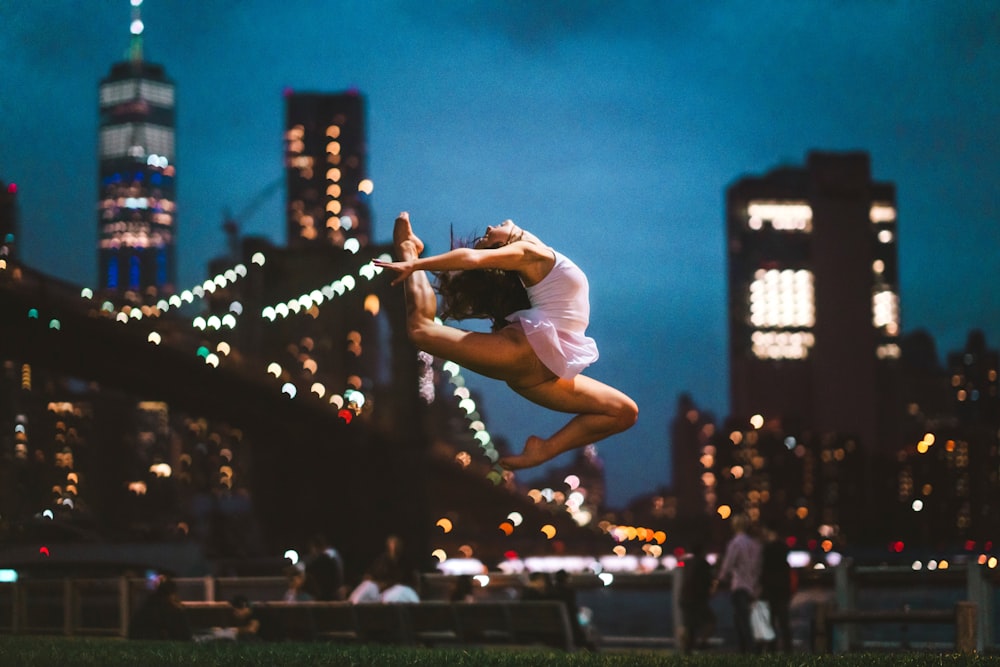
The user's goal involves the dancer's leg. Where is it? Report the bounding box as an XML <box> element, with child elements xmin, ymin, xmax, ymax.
<box><xmin>393</xmin><ymin>212</ymin><xmax>637</xmax><ymax>469</ymax></box>
<box><xmin>392</xmin><ymin>212</ymin><xmax>435</xmax><ymax>321</ymax></box>
<box><xmin>393</xmin><ymin>213</ymin><xmax>552</xmax><ymax>386</ymax></box>
<box><xmin>499</xmin><ymin>374</ymin><xmax>638</xmax><ymax>469</ymax></box>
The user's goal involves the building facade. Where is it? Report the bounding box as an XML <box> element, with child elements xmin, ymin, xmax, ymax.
<box><xmin>284</xmin><ymin>91</ymin><xmax>372</xmax><ymax>249</ymax></box>
<box><xmin>892</xmin><ymin>331</ymin><xmax>1000</xmax><ymax>547</ymax></box>
<box><xmin>726</xmin><ymin>151</ymin><xmax>902</xmax><ymax>454</ymax></box>
<box><xmin>97</xmin><ymin>7</ymin><xmax>176</xmax><ymax>302</ymax></box>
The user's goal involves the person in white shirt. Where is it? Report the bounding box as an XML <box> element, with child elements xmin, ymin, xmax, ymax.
<box><xmin>348</xmin><ymin>576</ymin><xmax>381</xmax><ymax>604</ymax></box>
<box><xmin>714</xmin><ymin>513</ymin><xmax>763</xmax><ymax>652</ymax></box>
<box><xmin>380</xmin><ymin>583</ymin><xmax>420</xmax><ymax>604</ymax></box>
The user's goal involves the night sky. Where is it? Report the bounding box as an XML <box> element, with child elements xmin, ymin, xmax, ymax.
<box><xmin>2</xmin><ymin>2</ymin><xmax>998</xmax><ymax>508</ymax></box>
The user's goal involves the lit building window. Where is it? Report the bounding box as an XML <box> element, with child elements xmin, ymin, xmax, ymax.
<box><xmin>101</xmin><ymin>125</ymin><xmax>134</xmax><ymax>157</ymax></box>
<box><xmin>100</xmin><ymin>123</ymin><xmax>174</xmax><ymax>159</ymax></box>
<box><xmin>877</xmin><ymin>343</ymin><xmax>901</xmax><ymax>359</ymax></box>
<box><xmin>747</xmin><ymin>268</ymin><xmax>815</xmax><ymax>360</ymax></box>
<box><xmin>746</xmin><ymin>201</ymin><xmax>812</xmax><ymax>232</ymax></box>
<box><xmin>138</xmin><ymin>80</ymin><xmax>174</xmax><ymax>105</ymax></box>
<box><xmin>872</xmin><ymin>289</ymin><xmax>900</xmax><ymax>333</ymax></box>
<box><xmin>751</xmin><ymin>331</ymin><xmax>815</xmax><ymax>360</ymax></box>
<box><xmin>100</xmin><ymin>80</ymin><xmax>138</xmax><ymax>106</ymax></box>
<box><xmin>749</xmin><ymin>269</ymin><xmax>815</xmax><ymax>328</ymax></box>
<box><xmin>870</xmin><ymin>204</ymin><xmax>896</xmax><ymax>223</ymax></box>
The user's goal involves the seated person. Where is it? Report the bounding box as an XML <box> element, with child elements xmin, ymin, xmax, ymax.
<box><xmin>128</xmin><ymin>576</ymin><xmax>192</xmax><ymax>641</ymax></box>
<box><xmin>284</xmin><ymin>565</ymin><xmax>314</xmax><ymax>602</ymax></box>
<box><xmin>229</xmin><ymin>595</ymin><xmax>261</xmax><ymax>640</ymax></box>
<box><xmin>380</xmin><ymin>579</ymin><xmax>420</xmax><ymax>603</ymax></box>
<box><xmin>348</xmin><ymin>574</ymin><xmax>382</xmax><ymax>604</ymax></box>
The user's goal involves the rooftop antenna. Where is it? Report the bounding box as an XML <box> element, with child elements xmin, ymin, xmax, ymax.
<box><xmin>128</xmin><ymin>0</ymin><xmax>144</xmax><ymax>64</ymax></box>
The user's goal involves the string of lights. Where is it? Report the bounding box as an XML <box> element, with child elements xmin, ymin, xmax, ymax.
<box><xmin>8</xmin><ymin>251</ymin><xmax>705</xmax><ymax>569</ymax></box>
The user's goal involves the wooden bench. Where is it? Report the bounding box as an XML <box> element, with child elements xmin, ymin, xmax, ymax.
<box><xmin>181</xmin><ymin>601</ymin><xmax>235</xmax><ymax>630</ymax></box>
<box><xmin>407</xmin><ymin>601</ymin><xmax>462</xmax><ymax>645</ymax></box>
<box><xmin>182</xmin><ymin>601</ymin><xmax>348</xmax><ymax>642</ymax></box>
<box><xmin>180</xmin><ymin>599</ymin><xmax>576</xmax><ymax>650</ymax></box>
<box><xmin>501</xmin><ymin>601</ymin><xmax>576</xmax><ymax>651</ymax></box>
<box><xmin>812</xmin><ymin>602</ymin><xmax>977</xmax><ymax>654</ymax></box>
<box><xmin>451</xmin><ymin>600</ymin><xmax>513</xmax><ymax>645</ymax></box>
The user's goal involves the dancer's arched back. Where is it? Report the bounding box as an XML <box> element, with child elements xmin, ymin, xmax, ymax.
<box><xmin>374</xmin><ymin>212</ymin><xmax>637</xmax><ymax>470</ymax></box>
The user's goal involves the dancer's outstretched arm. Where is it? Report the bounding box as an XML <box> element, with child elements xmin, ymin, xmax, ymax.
<box><xmin>375</xmin><ymin>242</ymin><xmax>549</xmax><ymax>286</ymax></box>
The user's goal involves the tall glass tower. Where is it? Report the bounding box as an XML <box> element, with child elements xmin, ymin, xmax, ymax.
<box><xmin>284</xmin><ymin>91</ymin><xmax>372</xmax><ymax>249</ymax></box>
<box><xmin>97</xmin><ymin>0</ymin><xmax>176</xmax><ymax>301</ymax></box>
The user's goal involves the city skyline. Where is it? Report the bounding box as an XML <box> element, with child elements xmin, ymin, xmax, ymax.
<box><xmin>2</xmin><ymin>2</ymin><xmax>999</xmax><ymax>507</ymax></box>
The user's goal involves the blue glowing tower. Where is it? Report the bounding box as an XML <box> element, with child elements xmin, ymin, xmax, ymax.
<box><xmin>97</xmin><ymin>0</ymin><xmax>176</xmax><ymax>301</ymax></box>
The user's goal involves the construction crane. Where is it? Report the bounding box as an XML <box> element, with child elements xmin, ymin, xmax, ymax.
<box><xmin>222</xmin><ymin>176</ymin><xmax>284</xmax><ymax>260</ymax></box>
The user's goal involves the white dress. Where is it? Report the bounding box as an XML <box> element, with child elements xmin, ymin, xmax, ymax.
<box><xmin>505</xmin><ymin>250</ymin><xmax>599</xmax><ymax>379</ymax></box>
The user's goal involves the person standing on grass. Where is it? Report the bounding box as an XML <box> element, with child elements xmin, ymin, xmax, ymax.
<box><xmin>760</xmin><ymin>522</ymin><xmax>794</xmax><ymax>652</ymax></box>
<box><xmin>679</xmin><ymin>541</ymin><xmax>716</xmax><ymax>654</ymax></box>
<box><xmin>713</xmin><ymin>513</ymin><xmax>762</xmax><ymax>653</ymax></box>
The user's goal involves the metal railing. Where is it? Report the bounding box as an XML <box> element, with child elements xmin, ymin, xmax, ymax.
<box><xmin>816</xmin><ymin>561</ymin><xmax>997</xmax><ymax>653</ymax></box>
<box><xmin>0</xmin><ymin>565</ymin><xmax>996</xmax><ymax>653</ymax></box>
<box><xmin>0</xmin><ymin>576</ymin><xmax>289</xmax><ymax>637</ymax></box>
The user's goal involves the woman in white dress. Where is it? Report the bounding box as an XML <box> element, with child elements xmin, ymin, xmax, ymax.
<box><xmin>374</xmin><ymin>212</ymin><xmax>637</xmax><ymax>470</ymax></box>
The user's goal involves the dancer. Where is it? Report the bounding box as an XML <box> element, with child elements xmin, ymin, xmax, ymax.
<box><xmin>374</xmin><ymin>212</ymin><xmax>637</xmax><ymax>470</ymax></box>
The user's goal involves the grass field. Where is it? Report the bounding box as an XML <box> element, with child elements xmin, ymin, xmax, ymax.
<box><xmin>0</xmin><ymin>638</ymin><xmax>997</xmax><ymax>667</ymax></box>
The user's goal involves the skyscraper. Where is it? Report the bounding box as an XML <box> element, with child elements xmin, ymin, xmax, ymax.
<box><xmin>97</xmin><ymin>0</ymin><xmax>176</xmax><ymax>301</ymax></box>
<box><xmin>726</xmin><ymin>151</ymin><xmax>902</xmax><ymax>453</ymax></box>
<box><xmin>284</xmin><ymin>91</ymin><xmax>372</xmax><ymax>249</ymax></box>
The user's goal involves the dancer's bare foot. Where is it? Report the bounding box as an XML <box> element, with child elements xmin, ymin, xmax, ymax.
<box><xmin>498</xmin><ymin>435</ymin><xmax>558</xmax><ymax>470</ymax></box>
<box><xmin>393</xmin><ymin>212</ymin><xmax>424</xmax><ymax>256</ymax></box>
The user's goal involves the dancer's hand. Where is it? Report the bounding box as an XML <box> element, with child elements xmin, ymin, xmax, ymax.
<box><xmin>373</xmin><ymin>258</ymin><xmax>415</xmax><ymax>286</ymax></box>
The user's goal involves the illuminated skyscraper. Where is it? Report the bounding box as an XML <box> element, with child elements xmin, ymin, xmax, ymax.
<box><xmin>284</xmin><ymin>91</ymin><xmax>372</xmax><ymax>248</ymax></box>
<box><xmin>97</xmin><ymin>0</ymin><xmax>176</xmax><ymax>300</ymax></box>
<box><xmin>727</xmin><ymin>152</ymin><xmax>902</xmax><ymax>452</ymax></box>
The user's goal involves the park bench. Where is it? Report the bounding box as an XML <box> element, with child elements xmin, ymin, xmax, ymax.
<box><xmin>180</xmin><ymin>599</ymin><xmax>576</xmax><ymax>650</ymax></box>
<box><xmin>812</xmin><ymin>601</ymin><xmax>977</xmax><ymax>653</ymax></box>
<box><xmin>407</xmin><ymin>601</ymin><xmax>462</xmax><ymax>645</ymax></box>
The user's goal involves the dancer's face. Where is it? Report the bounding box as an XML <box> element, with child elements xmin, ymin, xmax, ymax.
<box><xmin>474</xmin><ymin>219</ymin><xmax>517</xmax><ymax>249</ymax></box>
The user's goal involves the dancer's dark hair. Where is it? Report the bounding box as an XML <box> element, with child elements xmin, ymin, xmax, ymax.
<box><xmin>435</xmin><ymin>233</ymin><xmax>530</xmax><ymax>330</ymax></box>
